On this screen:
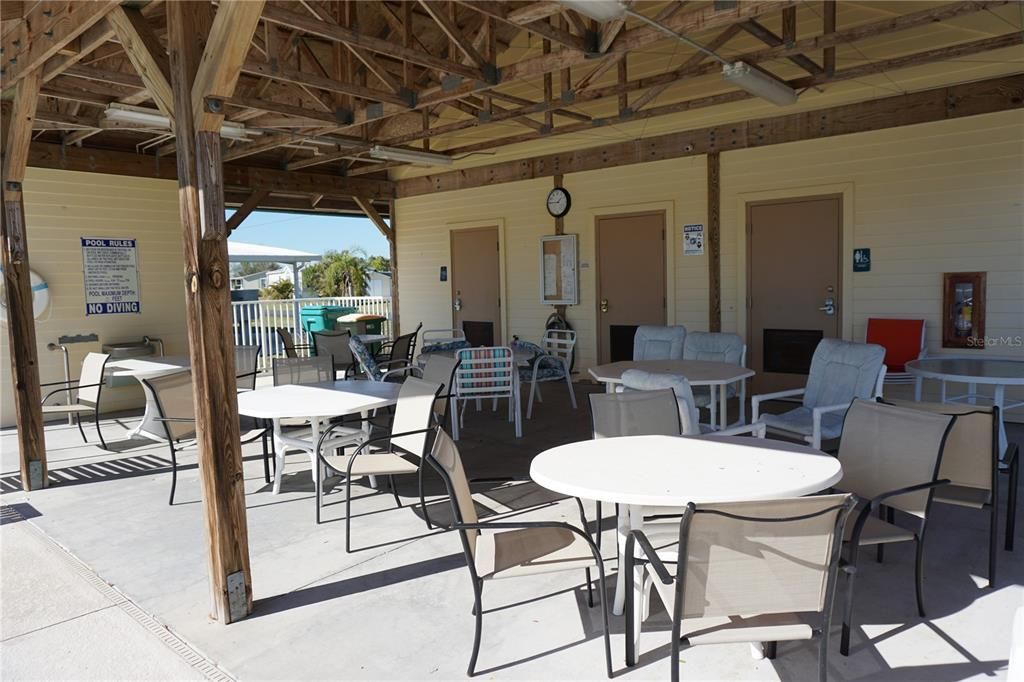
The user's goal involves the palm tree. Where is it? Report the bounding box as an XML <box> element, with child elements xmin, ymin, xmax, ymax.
<box><xmin>303</xmin><ymin>249</ymin><xmax>369</xmax><ymax>296</ymax></box>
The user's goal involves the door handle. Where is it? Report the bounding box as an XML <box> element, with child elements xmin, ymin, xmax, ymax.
<box><xmin>600</xmin><ymin>299</ymin><xmax>609</xmax><ymax>313</ymax></box>
<box><xmin>453</xmin><ymin>296</ymin><xmax>462</xmax><ymax>311</ymax></box>
<box><xmin>818</xmin><ymin>297</ymin><xmax>835</xmax><ymax>316</ymax></box>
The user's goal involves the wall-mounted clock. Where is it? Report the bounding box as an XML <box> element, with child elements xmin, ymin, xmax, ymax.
<box><xmin>546</xmin><ymin>186</ymin><xmax>571</xmax><ymax>218</ymax></box>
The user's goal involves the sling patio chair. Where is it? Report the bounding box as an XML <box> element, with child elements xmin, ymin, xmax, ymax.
<box><xmin>633</xmin><ymin>325</ymin><xmax>687</xmax><ymax>361</ymax></box>
<box><xmin>235</xmin><ymin>344</ymin><xmax>273</xmax><ymax>482</ymax></box>
<box><xmin>752</xmin><ymin>338</ymin><xmax>887</xmax><ymax>450</ymax></box>
<box><xmin>884</xmin><ymin>398</ymin><xmax>1018</xmax><ymax>588</ymax></box>
<box><xmin>835</xmin><ymin>399</ymin><xmax>956</xmax><ymax>656</ymax></box>
<box><xmin>682</xmin><ymin>331</ymin><xmax>748</xmax><ymax>425</ymax></box>
<box><xmin>376</xmin><ymin>322</ymin><xmax>422</xmax><ymax>366</ymax></box>
<box><xmin>234</xmin><ymin>344</ymin><xmax>261</xmax><ymax>391</ymax></box>
<box><xmin>426</xmin><ymin>427</ymin><xmax>612</xmax><ymax>678</ymax></box>
<box><xmin>275</xmin><ymin>327</ymin><xmax>311</xmax><ymax>358</ymax></box>
<box><xmin>314</xmin><ymin>377</ymin><xmax>441</xmax><ymax>550</ymax></box>
<box><xmin>311</xmin><ymin>329</ymin><xmax>356</xmax><ymax>379</ymax></box>
<box><xmin>512</xmin><ymin>329</ymin><xmax>577</xmax><ymax>419</ymax></box>
<box><xmin>624</xmin><ymin>494</ymin><xmax>856</xmax><ymax>682</ymax></box>
<box><xmin>350</xmin><ymin>336</ymin><xmax>416</xmax><ymax>382</ymax></box>
<box><xmin>40</xmin><ymin>351</ymin><xmax>110</xmax><ymax>449</ymax></box>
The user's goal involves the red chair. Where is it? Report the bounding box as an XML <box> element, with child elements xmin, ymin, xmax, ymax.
<box><xmin>865</xmin><ymin>318</ymin><xmax>926</xmax><ymax>385</ymax></box>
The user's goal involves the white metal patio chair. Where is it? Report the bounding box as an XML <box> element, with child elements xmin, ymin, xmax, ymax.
<box><xmin>451</xmin><ymin>346</ymin><xmax>521</xmax><ymax>439</ymax></box>
<box><xmin>40</xmin><ymin>351</ymin><xmax>110</xmax><ymax>449</ymax></box>
<box><xmin>633</xmin><ymin>325</ymin><xmax>686</xmax><ymax>360</ymax></box>
<box><xmin>314</xmin><ymin>377</ymin><xmax>441</xmax><ymax>550</ymax></box>
<box><xmin>682</xmin><ymin>331</ymin><xmax>748</xmax><ymax>425</ymax></box>
<box><xmin>834</xmin><ymin>399</ymin><xmax>956</xmax><ymax>656</ymax></box>
<box><xmin>751</xmin><ymin>338</ymin><xmax>887</xmax><ymax>450</ymax></box>
<box><xmin>512</xmin><ymin>329</ymin><xmax>577</xmax><ymax>419</ymax></box>
<box><xmin>625</xmin><ymin>494</ymin><xmax>856</xmax><ymax>682</ymax></box>
<box><xmin>425</xmin><ymin>428</ymin><xmax>612</xmax><ymax>678</ymax></box>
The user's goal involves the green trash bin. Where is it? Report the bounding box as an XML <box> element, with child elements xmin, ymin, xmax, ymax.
<box><xmin>300</xmin><ymin>305</ymin><xmax>356</xmax><ymax>334</ymax></box>
<box><xmin>336</xmin><ymin>313</ymin><xmax>387</xmax><ymax>337</ymax></box>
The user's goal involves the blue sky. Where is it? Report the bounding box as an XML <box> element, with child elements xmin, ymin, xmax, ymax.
<box><xmin>227</xmin><ymin>210</ymin><xmax>389</xmax><ymax>257</ymax></box>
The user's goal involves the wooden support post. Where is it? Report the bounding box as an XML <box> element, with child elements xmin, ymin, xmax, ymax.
<box><xmin>168</xmin><ymin>1</ymin><xmax>252</xmax><ymax>624</ymax></box>
<box><xmin>823</xmin><ymin>1</ymin><xmax>836</xmax><ymax>75</ymax></box>
<box><xmin>388</xmin><ymin>199</ymin><xmax>400</xmax><ymax>335</ymax></box>
<box><xmin>1</xmin><ymin>67</ymin><xmax>47</xmax><ymax>491</ymax></box>
<box><xmin>707</xmin><ymin>152</ymin><xmax>721</xmax><ymax>333</ymax></box>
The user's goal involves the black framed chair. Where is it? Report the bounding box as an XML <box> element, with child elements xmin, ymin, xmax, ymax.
<box><xmin>376</xmin><ymin>322</ymin><xmax>422</xmax><ymax>366</ymax></box>
<box><xmin>835</xmin><ymin>399</ymin><xmax>957</xmax><ymax>655</ymax></box>
<box><xmin>141</xmin><ymin>371</ymin><xmax>197</xmax><ymax>505</ymax></box>
<box><xmin>425</xmin><ymin>427</ymin><xmax>612</xmax><ymax>678</ymax></box>
<box><xmin>275</xmin><ymin>327</ymin><xmax>311</xmax><ymax>358</ymax></box>
<box><xmin>311</xmin><ymin>329</ymin><xmax>356</xmax><ymax>379</ymax></box>
<box><xmin>625</xmin><ymin>494</ymin><xmax>856</xmax><ymax>682</ymax></box>
<box><xmin>41</xmin><ymin>352</ymin><xmax>110</xmax><ymax>449</ymax></box>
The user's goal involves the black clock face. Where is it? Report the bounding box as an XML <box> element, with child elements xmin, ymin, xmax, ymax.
<box><xmin>546</xmin><ymin>187</ymin><xmax>571</xmax><ymax>218</ymax></box>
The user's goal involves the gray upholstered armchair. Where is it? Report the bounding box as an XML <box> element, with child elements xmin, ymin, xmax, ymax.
<box><xmin>752</xmin><ymin>338</ymin><xmax>887</xmax><ymax>449</ymax></box>
<box><xmin>632</xmin><ymin>325</ymin><xmax>687</xmax><ymax>360</ymax></box>
<box><xmin>682</xmin><ymin>331</ymin><xmax>747</xmax><ymax>425</ymax></box>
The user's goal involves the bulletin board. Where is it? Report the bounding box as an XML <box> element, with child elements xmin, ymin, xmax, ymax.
<box><xmin>539</xmin><ymin>234</ymin><xmax>578</xmax><ymax>306</ymax></box>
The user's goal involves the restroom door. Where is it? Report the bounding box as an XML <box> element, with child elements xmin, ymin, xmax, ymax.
<box><xmin>747</xmin><ymin>195</ymin><xmax>841</xmax><ymax>392</ymax></box>
<box><xmin>450</xmin><ymin>226</ymin><xmax>501</xmax><ymax>345</ymax></box>
<box><xmin>596</xmin><ymin>211</ymin><xmax>666</xmax><ymax>363</ymax></box>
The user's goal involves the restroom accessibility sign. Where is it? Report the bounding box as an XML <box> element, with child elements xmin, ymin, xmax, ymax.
<box><xmin>81</xmin><ymin>237</ymin><xmax>141</xmax><ymax>315</ymax></box>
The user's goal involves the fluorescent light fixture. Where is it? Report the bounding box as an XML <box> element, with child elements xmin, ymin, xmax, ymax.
<box><xmin>102</xmin><ymin>104</ymin><xmax>261</xmax><ymax>139</ymax></box>
<box><xmin>369</xmin><ymin>145</ymin><xmax>453</xmax><ymax>166</ymax></box>
<box><xmin>558</xmin><ymin>0</ymin><xmax>626</xmax><ymax>22</ymax></box>
<box><xmin>722</xmin><ymin>61</ymin><xmax>798</xmax><ymax>106</ymax></box>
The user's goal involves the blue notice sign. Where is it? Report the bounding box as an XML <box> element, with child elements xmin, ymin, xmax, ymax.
<box><xmin>81</xmin><ymin>237</ymin><xmax>142</xmax><ymax>315</ymax></box>
<box><xmin>853</xmin><ymin>248</ymin><xmax>871</xmax><ymax>273</ymax></box>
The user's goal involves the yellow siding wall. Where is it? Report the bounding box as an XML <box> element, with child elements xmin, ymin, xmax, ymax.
<box><xmin>395</xmin><ymin>109</ymin><xmax>1024</xmax><ymax>387</ymax></box>
<box><xmin>0</xmin><ymin>168</ymin><xmax>186</xmax><ymax>427</ymax></box>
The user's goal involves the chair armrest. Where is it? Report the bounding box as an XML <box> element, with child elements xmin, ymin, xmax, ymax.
<box><xmin>751</xmin><ymin>387</ymin><xmax>805</xmax><ymax>422</ymax></box>
<box><xmin>712</xmin><ymin>422</ymin><xmax>767</xmax><ymax>439</ymax></box>
<box><xmin>451</xmin><ymin>519</ymin><xmax>603</xmax><ymax>566</ymax></box>
<box><xmin>811</xmin><ymin>402</ymin><xmax>853</xmax><ymax>449</ymax></box>
<box><xmin>154</xmin><ymin>416</ymin><xmax>197</xmax><ymax>423</ymax></box>
<box><xmin>40</xmin><ymin>382</ymin><xmax>105</xmax><ymax>405</ymax></box>
<box><xmin>872</xmin><ymin>479</ymin><xmax>950</xmax><ymax>508</ymax></box>
<box><xmin>381</xmin><ymin>365</ymin><xmax>416</xmax><ymax>381</ymax></box>
<box><xmin>625</xmin><ymin>529</ymin><xmax>676</xmax><ymax>585</ymax></box>
<box><xmin>40</xmin><ymin>378</ymin><xmax>80</xmax><ymax>387</ymax></box>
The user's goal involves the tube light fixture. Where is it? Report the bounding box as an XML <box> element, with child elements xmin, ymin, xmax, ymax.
<box><xmin>557</xmin><ymin>0</ymin><xmax>626</xmax><ymax>22</ymax></box>
<box><xmin>369</xmin><ymin>145</ymin><xmax>454</xmax><ymax>166</ymax></box>
<box><xmin>102</xmin><ymin>104</ymin><xmax>260</xmax><ymax>139</ymax></box>
<box><xmin>721</xmin><ymin>61</ymin><xmax>798</xmax><ymax>106</ymax></box>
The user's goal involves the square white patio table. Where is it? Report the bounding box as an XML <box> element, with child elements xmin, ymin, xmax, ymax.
<box><xmin>530</xmin><ymin>434</ymin><xmax>843</xmax><ymax>617</ymax></box>
<box><xmin>588</xmin><ymin>359</ymin><xmax>755</xmax><ymax>429</ymax></box>
<box><xmin>237</xmin><ymin>380</ymin><xmax>401</xmax><ymax>494</ymax></box>
<box><xmin>107</xmin><ymin>356</ymin><xmax>190</xmax><ymax>441</ymax></box>
<box><xmin>906</xmin><ymin>356</ymin><xmax>1024</xmax><ymax>457</ymax></box>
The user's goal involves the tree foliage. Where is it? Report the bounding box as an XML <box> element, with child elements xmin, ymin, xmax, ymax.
<box><xmin>259</xmin><ymin>279</ymin><xmax>294</xmax><ymax>300</ymax></box>
<box><xmin>367</xmin><ymin>255</ymin><xmax>390</xmax><ymax>273</ymax></box>
<box><xmin>302</xmin><ymin>249</ymin><xmax>370</xmax><ymax>297</ymax></box>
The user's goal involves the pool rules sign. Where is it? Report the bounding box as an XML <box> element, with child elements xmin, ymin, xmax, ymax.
<box><xmin>81</xmin><ymin>238</ymin><xmax>142</xmax><ymax>315</ymax></box>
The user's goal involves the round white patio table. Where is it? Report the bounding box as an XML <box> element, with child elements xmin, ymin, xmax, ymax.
<box><xmin>588</xmin><ymin>359</ymin><xmax>755</xmax><ymax>430</ymax></box>
<box><xmin>906</xmin><ymin>357</ymin><xmax>1024</xmax><ymax>457</ymax></box>
<box><xmin>107</xmin><ymin>356</ymin><xmax>190</xmax><ymax>441</ymax></box>
<box><xmin>238</xmin><ymin>380</ymin><xmax>401</xmax><ymax>495</ymax></box>
<box><xmin>531</xmin><ymin>434</ymin><xmax>843</xmax><ymax>616</ymax></box>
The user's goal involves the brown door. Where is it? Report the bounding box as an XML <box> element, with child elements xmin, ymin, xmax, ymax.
<box><xmin>747</xmin><ymin>195</ymin><xmax>841</xmax><ymax>392</ymax></box>
<box><xmin>596</xmin><ymin>211</ymin><xmax>666</xmax><ymax>363</ymax></box>
<box><xmin>450</xmin><ymin>226</ymin><xmax>501</xmax><ymax>345</ymax></box>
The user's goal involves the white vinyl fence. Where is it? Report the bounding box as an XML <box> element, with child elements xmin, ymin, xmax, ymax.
<box><xmin>232</xmin><ymin>296</ymin><xmax>392</xmax><ymax>371</ymax></box>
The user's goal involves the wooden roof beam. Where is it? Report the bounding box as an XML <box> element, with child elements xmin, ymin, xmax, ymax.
<box><xmin>354</xmin><ymin>196</ymin><xmax>392</xmax><ymax>241</ymax></box>
<box><xmin>1</xmin><ymin>1</ymin><xmax>119</xmax><ymax>85</ymax></box>
<box><xmin>107</xmin><ymin>7</ymin><xmax>175</xmax><ymax>120</ymax></box>
<box><xmin>740</xmin><ymin>19</ymin><xmax>823</xmax><ymax>75</ymax></box>
<box><xmin>456</xmin><ymin>1</ymin><xmax>588</xmax><ymax>53</ymax></box>
<box><xmin>417</xmin><ymin>1</ymin><xmax>487</xmax><ymax>69</ymax></box>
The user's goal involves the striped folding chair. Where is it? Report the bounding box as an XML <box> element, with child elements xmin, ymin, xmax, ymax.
<box><xmin>452</xmin><ymin>346</ymin><xmax>521</xmax><ymax>439</ymax></box>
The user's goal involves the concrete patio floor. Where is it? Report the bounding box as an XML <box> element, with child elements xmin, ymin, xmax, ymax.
<box><xmin>1</xmin><ymin>381</ymin><xmax>1021</xmax><ymax>681</ymax></box>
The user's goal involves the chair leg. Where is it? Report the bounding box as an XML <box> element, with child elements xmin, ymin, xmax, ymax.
<box><xmin>565</xmin><ymin>373</ymin><xmax>577</xmax><ymax>409</ymax></box>
<box><xmin>262</xmin><ymin>429</ymin><xmax>271</xmax><ymax>485</ymax></box>
<box><xmin>167</xmin><ymin>444</ymin><xmax>178</xmax><ymax>506</ymax></box>
<box><xmin>595</xmin><ymin>501</ymin><xmax>602</xmax><ymax>551</ymax></box>
<box><xmin>584</xmin><ymin>568</ymin><xmax>594</xmax><ymax>608</ymax></box>
<box><xmin>914</xmin><ymin>532</ymin><xmax>928</xmax><ymax>618</ymax></box>
<box><xmin>345</xmin><ymin>474</ymin><xmax>354</xmax><ymax>553</ymax></box>
<box><xmin>526</xmin><ymin>379</ymin><xmax>537</xmax><ymax>420</ymax></box>
<box><xmin>876</xmin><ymin>506</ymin><xmax>892</xmax><ymax>563</ymax></box>
<box><xmin>625</xmin><ymin>553</ymin><xmax>637</xmax><ymax>667</ymax></box>
<box><xmin>315</xmin><ymin>458</ymin><xmax>323</xmax><ymax>525</ymax></box>
<box><xmin>468</xmin><ymin>580</ymin><xmax>484</xmax><ymax>677</ymax></box>
<box><xmin>763</xmin><ymin>641</ymin><xmax>777</xmax><ymax>660</ymax></box>
<box><xmin>989</xmin><ymin>497</ymin><xmax>998</xmax><ymax>588</ymax></box>
<box><xmin>389</xmin><ymin>474</ymin><xmax>402</xmax><ymax>509</ymax></box>
<box><xmin>94</xmin><ymin>408</ymin><xmax>108</xmax><ymax>450</ymax></box>
<box><xmin>1007</xmin><ymin>456</ymin><xmax>1019</xmax><ymax>551</ymax></box>
<box><xmin>418</xmin><ymin>462</ymin><xmax>433</xmax><ymax>530</ymax></box>
<box><xmin>76</xmin><ymin>413</ymin><xmax>88</xmax><ymax>444</ymax></box>
<box><xmin>841</xmin><ymin>550</ymin><xmax>859</xmax><ymax>656</ymax></box>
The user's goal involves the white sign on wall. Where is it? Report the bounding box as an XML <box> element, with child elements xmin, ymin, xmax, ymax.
<box><xmin>81</xmin><ymin>237</ymin><xmax>141</xmax><ymax>315</ymax></box>
<box><xmin>682</xmin><ymin>224</ymin><xmax>705</xmax><ymax>256</ymax></box>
